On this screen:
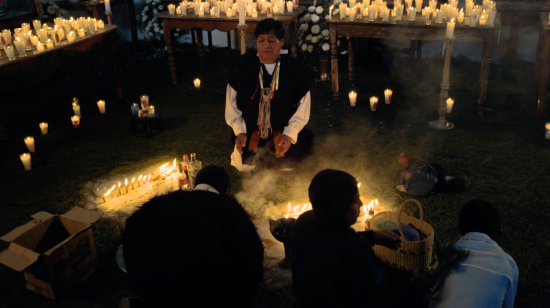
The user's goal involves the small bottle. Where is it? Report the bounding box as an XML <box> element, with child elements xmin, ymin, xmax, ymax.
<box><xmin>188</xmin><ymin>153</ymin><xmax>202</xmax><ymax>189</ymax></box>
<box><xmin>180</xmin><ymin>154</ymin><xmax>189</xmax><ymax>176</ymax></box>
<box><xmin>178</xmin><ymin>166</ymin><xmax>188</xmax><ymax>190</ymax></box>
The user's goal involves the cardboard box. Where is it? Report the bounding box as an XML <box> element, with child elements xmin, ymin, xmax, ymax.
<box><xmin>0</xmin><ymin>207</ymin><xmax>103</xmax><ymax>299</ymax></box>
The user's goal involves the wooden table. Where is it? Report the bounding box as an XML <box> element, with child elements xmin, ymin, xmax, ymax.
<box><xmin>156</xmin><ymin>7</ymin><xmax>305</xmax><ymax>85</ymax></box>
<box><xmin>327</xmin><ymin>13</ymin><xmax>501</xmax><ymax>115</ymax></box>
<box><xmin>56</xmin><ymin>0</ymin><xmax>139</xmax><ymax>52</ymax></box>
<box><xmin>0</xmin><ymin>25</ymin><xmax>122</xmax><ymax>99</ymax></box>
<box><xmin>534</xmin><ymin>13</ymin><xmax>550</xmax><ymax>122</ymax></box>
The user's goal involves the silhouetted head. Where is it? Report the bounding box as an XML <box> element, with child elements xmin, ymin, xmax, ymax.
<box><xmin>458</xmin><ymin>199</ymin><xmax>502</xmax><ymax>240</ymax></box>
<box><xmin>195</xmin><ymin>164</ymin><xmax>231</xmax><ymax>195</ymax></box>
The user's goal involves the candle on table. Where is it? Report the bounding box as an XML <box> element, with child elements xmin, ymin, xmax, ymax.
<box><xmin>125</xmin><ymin>178</ymin><xmax>128</xmax><ymax>193</ymax></box>
<box><xmin>148</xmin><ymin>105</ymin><xmax>155</xmax><ymax>115</ymax></box>
<box><xmin>349</xmin><ymin>8</ymin><xmax>357</xmax><ymax>21</ymax></box>
<box><xmin>349</xmin><ymin>91</ymin><xmax>357</xmax><ymax>106</ymax></box>
<box><xmin>78</xmin><ymin>28</ymin><xmax>85</xmax><ymax>37</ymax></box>
<box><xmin>2</xmin><ymin>29</ymin><xmax>12</xmax><ymax>45</ymax></box>
<box><xmin>87</xmin><ymin>18</ymin><xmax>96</xmax><ymax>34</ymax></box>
<box><xmin>369</xmin><ymin>5</ymin><xmax>376</xmax><ymax>20</ymax></box>
<box><xmin>20</xmin><ymin>153</ymin><xmax>32</xmax><ymax>171</ymax></box>
<box><xmin>458</xmin><ymin>11</ymin><xmax>464</xmax><ymax>23</ymax></box>
<box><xmin>97</xmin><ymin>100</ymin><xmax>106</xmax><ymax>114</ymax></box>
<box><xmin>118</xmin><ymin>182</ymin><xmax>122</xmax><ymax>195</ymax></box>
<box><xmin>194</xmin><ymin>78</ymin><xmax>201</xmax><ymax>88</ymax></box>
<box><xmin>168</xmin><ymin>4</ymin><xmax>176</xmax><ymax>15</ymax></box>
<box><xmin>105</xmin><ymin>0</ymin><xmax>112</xmax><ymax>12</ymax></box>
<box><xmin>273</xmin><ymin>4</ymin><xmax>278</xmax><ymax>15</ymax></box>
<box><xmin>545</xmin><ymin>122</ymin><xmax>550</xmax><ymax>140</ymax></box>
<box><xmin>24</xmin><ymin>32</ymin><xmax>33</xmax><ymax>50</ymax></box>
<box><xmin>98</xmin><ymin>20</ymin><xmax>105</xmax><ymax>29</ymax></box>
<box><xmin>238</xmin><ymin>0</ymin><xmax>245</xmax><ymax>24</ymax></box>
<box><xmin>131</xmin><ymin>177</ymin><xmax>136</xmax><ymax>190</ymax></box>
<box><xmin>45</xmin><ymin>39</ymin><xmax>53</xmax><ymax>48</ymax></box>
<box><xmin>382</xmin><ymin>8</ymin><xmax>389</xmax><ymax>21</ymax></box>
<box><xmin>176</xmin><ymin>6</ymin><xmax>182</xmax><ymax>15</ymax></box>
<box><xmin>5</xmin><ymin>45</ymin><xmax>16</xmax><ymax>61</ymax></box>
<box><xmin>67</xmin><ymin>31</ymin><xmax>76</xmax><ymax>43</ymax></box>
<box><xmin>71</xmin><ymin>115</ymin><xmax>80</xmax><ymax>128</ymax></box>
<box><xmin>425</xmin><ymin>8</ymin><xmax>434</xmax><ymax>24</ymax></box>
<box><xmin>446</xmin><ymin>98</ymin><xmax>454</xmax><ymax>113</ymax></box>
<box><xmin>131</xmin><ymin>103</ymin><xmax>139</xmax><ymax>117</ymax></box>
<box><xmin>14</xmin><ymin>38</ymin><xmax>27</xmax><ymax>57</ymax></box>
<box><xmin>329</xmin><ymin>4</ymin><xmax>334</xmax><ymax>20</ymax></box>
<box><xmin>252</xmin><ymin>8</ymin><xmax>257</xmax><ymax>18</ymax></box>
<box><xmin>408</xmin><ymin>7</ymin><xmax>416</xmax><ymax>21</ymax></box>
<box><xmin>33</xmin><ymin>20</ymin><xmax>42</xmax><ymax>32</ymax></box>
<box><xmin>446</xmin><ymin>18</ymin><xmax>455</xmax><ymax>39</ymax></box>
<box><xmin>384</xmin><ymin>89</ymin><xmax>392</xmax><ymax>104</ymax></box>
<box><xmin>286</xmin><ymin>1</ymin><xmax>293</xmax><ymax>13</ymax></box>
<box><xmin>414</xmin><ymin>0</ymin><xmax>422</xmax><ymax>12</ymax></box>
<box><xmin>479</xmin><ymin>11</ymin><xmax>487</xmax><ymax>25</ymax></box>
<box><xmin>340</xmin><ymin>3</ymin><xmax>348</xmax><ymax>19</ymax></box>
<box><xmin>24</xmin><ymin>136</ymin><xmax>35</xmax><ymax>152</ymax></box>
<box><xmin>138</xmin><ymin>175</ymin><xmax>143</xmax><ymax>187</ymax></box>
<box><xmin>370</xmin><ymin>96</ymin><xmax>378</xmax><ymax>111</ymax></box>
<box><xmin>72</xmin><ymin>102</ymin><xmax>81</xmax><ymax>117</ymax></box>
<box><xmin>396</xmin><ymin>5</ymin><xmax>404</xmax><ymax>20</ymax></box>
<box><xmin>21</xmin><ymin>23</ymin><xmax>30</xmax><ymax>33</ymax></box>
<box><xmin>140</xmin><ymin>94</ymin><xmax>149</xmax><ymax>109</ymax></box>
<box><xmin>198</xmin><ymin>7</ymin><xmax>205</xmax><ymax>17</ymax></box>
<box><xmin>488</xmin><ymin>9</ymin><xmax>496</xmax><ymax>27</ymax></box>
<box><xmin>429</xmin><ymin>0</ymin><xmax>437</xmax><ymax>10</ymax></box>
<box><xmin>39</xmin><ymin>122</ymin><xmax>48</xmax><ymax>135</ymax></box>
<box><xmin>470</xmin><ymin>11</ymin><xmax>478</xmax><ymax>26</ymax></box>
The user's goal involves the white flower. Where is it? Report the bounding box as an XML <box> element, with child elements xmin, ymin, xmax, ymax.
<box><xmin>311</xmin><ymin>36</ymin><xmax>318</xmax><ymax>43</ymax></box>
<box><xmin>153</xmin><ymin>8</ymin><xmax>158</xmax><ymax>13</ymax></box>
<box><xmin>299</xmin><ymin>23</ymin><xmax>308</xmax><ymax>31</ymax></box>
<box><xmin>306</xmin><ymin>34</ymin><xmax>312</xmax><ymax>41</ymax></box>
<box><xmin>337</xmin><ymin>40</ymin><xmax>340</xmax><ymax>46</ymax></box>
<box><xmin>311</xmin><ymin>25</ymin><xmax>320</xmax><ymax>34</ymax></box>
<box><xmin>149</xmin><ymin>32</ymin><xmax>154</xmax><ymax>36</ymax></box>
<box><xmin>144</xmin><ymin>6</ymin><xmax>149</xmax><ymax>11</ymax></box>
<box><xmin>298</xmin><ymin>40</ymin><xmax>303</xmax><ymax>46</ymax></box>
<box><xmin>148</xmin><ymin>21</ymin><xmax>152</xmax><ymax>26</ymax></box>
<box><xmin>304</xmin><ymin>13</ymin><xmax>311</xmax><ymax>21</ymax></box>
<box><xmin>154</xmin><ymin>27</ymin><xmax>159</xmax><ymax>32</ymax></box>
<box><xmin>341</xmin><ymin>50</ymin><xmax>347</xmax><ymax>54</ymax></box>
<box><xmin>147</xmin><ymin>0</ymin><xmax>152</xmax><ymax>3</ymax></box>
<box><xmin>322</xmin><ymin>43</ymin><xmax>330</xmax><ymax>51</ymax></box>
<box><xmin>308</xmin><ymin>6</ymin><xmax>316</xmax><ymax>12</ymax></box>
<box><xmin>325</xmin><ymin>14</ymin><xmax>330</xmax><ymax>20</ymax></box>
<box><xmin>316</xmin><ymin>6</ymin><xmax>324</xmax><ymax>14</ymax></box>
<box><xmin>302</xmin><ymin>44</ymin><xmax>308</xmax><ymax>51</ymax></box>
<box><xmin>311</xmin><ymin>14</ymin><xmax>320</xmax><ymax>23</ymax></box>
<box><xmin>142</xmin><ymin>17</ymin><xmax>147</xmax><ymax>22</ymax></box>
<box><xmin>159</xmin><ymin>5</ymin><xmax>164</xmax><ymax>10</ymax></box>
<box><xmin>154</xmin><ymin>23</ymin><xmax>159</xmax><ymax>27</ymax></box>
<box><xmin>146</xmin><ymin>25</ymin><xmax>151</xmax><ymax>31</ymax></box>
<box><xmin>308</xmin><ymin>45</ymin><xmax>314</xmax><ymax>53</ymax></box>
<box><xmin>322</xmin><ymin>29</ymin><xmax>330</xmax><ymax>36</ymax></box>
<box><xmin>333</xmin><ymin>9</ymin><xmax>339</xmax><ymax>15</ymax></box>
<box><xmin>317</xmin><ymin>35</ymin><xmax>323</xmax><ymax>40</ymax></box>
<box><xmin>160</xmin><ymin>29</ymin><xmax>164</xmax><ymax>34</ymax></box>
<box><xmin>175</xmin><ymin>33</ymin><xmax>179</xmax><ymax>37</ymax></box>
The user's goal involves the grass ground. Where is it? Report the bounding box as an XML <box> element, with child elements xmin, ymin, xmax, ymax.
<box><xmin>0</xmin><ymin>39</ymin><xmax>549</xmax><ymax>307</ymax></box>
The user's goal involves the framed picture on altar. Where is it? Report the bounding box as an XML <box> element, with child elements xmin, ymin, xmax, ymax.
<box><xmin>0</xmin><ymin>0</ymin><xmax>36</xmax><ymax>24</ymax></box>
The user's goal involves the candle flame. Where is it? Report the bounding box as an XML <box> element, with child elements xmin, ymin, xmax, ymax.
<box><xmin>451</xmin><ymin>18</ymin><xmax>455</xmax><ymax>22</ymax></box>
<box><xmin>104</xmin><ymin>189</ymin><xmax>112</xmax><ymax>196</ymax></box>
<box><xmin>357</xmin><ymin>182</ymin><xmax>361</xmax><ymax>188</ymax></box>
<box><xmin>118</xmin><ymin>182</ymin><xmax>121</xmax><ymax>188</ymax></box>
<box><xmin>138</xmin><ymin>175</ymin><xmax>143</xmax><ymax>180</ymax></box>
<box><xmin>362</xmin><ymin>204</ymin><xmax>367</xmax><ymax>213</ymax></box>
<box><xmin>460</xmin><ymin>8</ymin><xmax>463</xmax><ymax>12</ymax></box>
<box><xmin>159</xmin><ymin>162</ymin><xmax>169</xmax><ymax>170</ymax></box>
<box><xmin>16</xmin><ymin>37</ymin><xmax>21</xmax><ymax>41</ymax></box>
<box><xmin>110</xmin><ymin>184</ymin><xmax>116</xmax><ymax>191</ymax></box>
<box><xmin>132</xmin><ymin>177</ymin><xmax>135</xmax><ymax>183</ymax></box>
<box><xmin>125</xmin><ymin>178</ymin><xmax>128</xmax><ymax>186</ymax></box>
<box><xmin>148</xmin><ymin>174</ymin><xmax>151</xmax><ymax>180</ymax></box>
<box><xmin>173</xmin><ymin>158</ymin><xmax>177</xmax><ymax>170</ymax></box>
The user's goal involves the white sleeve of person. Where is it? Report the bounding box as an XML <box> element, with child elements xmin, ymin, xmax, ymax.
<box><xmin>283</xmin><ymin>91</ymin><xmax>311</xmax><ymax>144</ymax></box>
<box><xmin>225</xmin><ymin>85</ymin><xmax>246</xmax><ymax>136</ymax></box>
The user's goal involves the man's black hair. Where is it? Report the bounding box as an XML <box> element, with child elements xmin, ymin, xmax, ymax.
<box><xmin>458</xmin><ymin>199</ymin><xmax>502</xmax><ymax>240</ymax></box>
<box><xmin>123</xmin><ymin>190</ymin><xmax>264</xmax><ymax>307</ymax></box>
<box><xmin>308</xmin><ymin>169</ymin><xmax>358</xmax><ymax>224</ymax></box>
<box><xmin>255</xmin><ymin>18</ymin><xmax>285</xmax><ymax>40</ymax></box>
<box><xmin>194</xmin><ymin>164</ymin><xmax>231</xmax><ymax>195</ymax></box>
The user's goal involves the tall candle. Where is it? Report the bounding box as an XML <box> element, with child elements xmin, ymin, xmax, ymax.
<box><xmin>238</xmin><ymin>0</ymin><xmax>246</xmax><ymax>25</ymax></box>
<box><xmin>78</xmin><ymin>28</ymin><xmax>85</xmax><ymax>37</ymax></box>
<box><xmin>370</xmin><ymin>96</ymin><xmax>378</xmax><ymax>111</ymax></box>
<box><xmin>349</xmin><ymin>91</ymin><xmax>357</xmax><ymax>106</ymax></box>
<box><xmin>71</xmin><ymin>115</ymin><xmax>80</xmax><ymax>128</ymax></box>
<box><xmin>414</xmin><ymin>0</ymin><xmax>422</xmax><ymax>12</ymax></box>
<box><xmin>446</xmin><ymin>18</ymin><xmax>455</xmax><ymax>39</ymax></box>
<box><xmin>72</xmin><ymin>102</ymin><xmax>81</xmax><ymax>117</ymax></box>
<box><xmin>141</xmin><ymin>94</ymin><xmax>150</xmax><ymax>109</ymax></box>
<box><xmin>39</xmin><ymin>122</ymin><xmax>48</xmax><ymax>135</ymax></box>
<box><xmin>286</xmin><ymin>1</ymin><xmax>293</xmax><ymax>13</ymax></box>
<box><xmin>20</xmin><ymin>153</ymin><xmax>32</xmax><ymax>171</ymax></box>
<box><xmin>396</xmin><ymin>5</ymin><xmax>404</xmax><ymax>20</ymax></box>
<box><xmin>409</xmin><ymin>7</ymin><xmax>416</xmax><ymax>21</ymax></box>
<box><xmin>97</xmin><ymin>100</ymin><xmax>106</xmax><ymax>114</ymax></box>
<box><xmin>384</xmin><ymin>89</ymin><xmax>393</xmax><ymax>104</ymax></box>
<box><xmin>105</xmin><ymin>0</ymin><xmax>112</xmax><ymax>12</ymax></box>
<box><xmin>5</xmin><ymin>45</ymin><xmax>16</xmax><ymax>60</ymax></box>
<box><xmin>446</xmin><ymin>98</ymin><xmax>454</xmax><ymax>113</ymax></box>
<box><xmin>24</xmin><ymin>136</ymin><xmax>35</xmax><ymax>152</ymax></box>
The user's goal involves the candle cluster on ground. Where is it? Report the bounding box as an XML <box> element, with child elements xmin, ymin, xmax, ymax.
<box><xmin>333</xmin><ymin>0</ymin><xmax>497</xmax><ymax>30</ymax></box>
<box><xmin>348</xmin><ymin>89</ymin><xmax>393</xmax><ymax>109</ymax></box>
<box><xmin>0</xmin><ymin>16</ymin><xmax>106</xmax><ymax>59</ymax></box>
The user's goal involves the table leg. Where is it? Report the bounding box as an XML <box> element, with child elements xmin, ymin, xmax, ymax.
<box><xmin>289</xmin><ymin>19</ymin><xmax>298</xmax><ymax>58</ymax></box>
<box><xmin>127</xmin><ymin>0</ymin><xmax>139</xmax><ymax>53</ymax></box>
<box><xmin>330</xmin><ymin>25</ymin><xmax>339</xmax><ymax>101</ymax></box>
<box><xmin>192</xmin><ymin>29</ymin><xmax>196</xmax><ymax>45</ymax></box>
<box><xmin>208</xmin><ymin>31</ymin><xmax>213</xmax><ymax>53</ymax></box>
<box><xmin>536</xmin><ymin>31</ymin><xmax>550</xmax><ymax>122</ymax></box>
<box><xmin>348</xmin><ymin>38</ymin><xmax>354</xmax><ymax>81</ymax></box>
<box><xmin>227</xmin><ymin>31</ymin><xmax>232</xmax><ymax>49</ymax></box>
<box><xmin>196</xmin><ymin>29</ymin><xmax>205</xmax><ymax>69</ymax></box>
<box><xmin>164</xmin><ymin>24</ymin><xmax>178</xmax><ymax>85</ymax></box>
<box><xmin>477</xmin><ymin>32</ymin><xmax>496</xmax><ymax>116</ymax></box>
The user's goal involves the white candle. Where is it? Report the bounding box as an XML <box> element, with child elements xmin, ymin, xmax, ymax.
<box><xmin>382</xmin><ymin>8</ymin><xmax>389</xmax><ymax>21</ymax></box>
<box><xmin>148</xmin><ymin>105</ymin><xmax>155</xmax><ymax>115</ymax></box>
<box><xmin>545</xmin><ymin>123</ymin><xmax>550</xmax><ymax>140</ymax></box>
<box><xmin>340</xmin><ymin>3</ymin><xmax>348</xmax><ymax>19</ymax></box>
<box><xmin>39</xmin><ymin>122</ymin><xmax>48</xmax><ymax>135</ymax></box>
<box><xmin>46</xmin><ymin>39</ymin><xmax>54</xmax><ymax>48</ymax></box>
<box><xmin>425</xmin><ymin>8</ymin><xmax>434</xmax><ymax>24</ymax></box>
<box><xmin>97</xmin><ymin>100</ymin><xmax>106</xmax><ymax>114</ymax></box>
<box><xmin>105</xmin><ymin>0</ymin><xmax>112</xmax><ymax>12</ymax></box>
<box><xmin>238</xmin><ymin>0</ymin><xmax>246</xmax><ymax>25</ymax></box>
<box><xmin>198</xmin><ymin>8</ymin><xmax>204</xmax><ymax>17</ymax></box>
<box><xmin>14</xmin><ymin>38</ymin><xmax>26</xmax><ymax>57</ymax></box>
<box><xmin>369</xmin><ymin>5</ymin><xmax>376</xmax><ymax>20</ymax></box>
<box><xmin>33</xmin><ymin>20</ymin><xmax>42</xmax><ymax>32</ymax></box>
<box><xmin>436</xmin><ymin>9</ymin><xmax>443</xmax><ymax>23</ymax></box>
<box><xmin>67</xmin><ymin>32</ymin><xmax>76</xmax><ymax>43</ymax></box>
<box><xmin>168</xmin><ymin>4</ymin><xmax>176</xmax><ymax>15</ymax></box>
<box><xmin>20</xmin><ymin>153</ymin><xmax>32</xmax><ymax>171</ymax></box>
<box><xmin>370</xmin><ymin>96</ymin><xmax>378</xmax><ymax>111</ymax></box>
<box><xmin>384</xmin><ymin>89</ymin><xmax>393</xmax><ymax>104</ymax></box>
<box><xmin>446</xmin><ymin>98</ymin><xmax>454</xmax><ymax>113</ymax></box>
<box><xmin>286</xmin><ymin>1</ymin><xmax>293</xmax><ymax>13</ymax></box>
<box><xmin>446</xmin><ymin>18</ymin><xmax>455</xmax><ymax>39</ymax></box>
<box><xmin>349</xmin><ymin>8</ymin><xmax>357</xmax><ymax>21</ymax></box>
<box><xmin>24</xmin><ymin>136</ymin><xmax>35</xmax><ymax>152</ymax></box>
<box><xmin>479</xmin><ymin>11</ymin><xmax>487</xmax><ymax>25</ymax></box>
<box><xmin>78</xmin><ymin>29</ymin><xmax>85</xmax><ymax>37</ymax></box>
<box><xmin>176</xmin><ymin>6</ymin><xmax>182</xmax><ymax>15</ymax></box>
<box><xmin>396</xmin><ymin>5</ymin><xmax>404</xmax><ymax>20</ymax></box>
<box><xmin>140</xmin><ymin>94</ymin><xmax>150</xmax><ymax>109</ymax></box>
<box><xmin>252</xmin><ymin>8</ymin><xmax>258</xmax><ymax>18</ymax></box>
<box><xmin>5</xmin><ymin>45</ymin><xmax>16</xmax><ymax>60</ymax></box>
<box><xmin>349</xmin><ymin>91</ymin><xmax>357</xmax><ymax>106</ymax></box>
<box><xmin>71</xmin><ymin>115</ymin><xmax>80</xmax><ymax>128</ymax></box>
<box><xmin>488</xmin><ymin>9</ymin><xmax>496</xmax><ymax>27</ymax></box>
<box><xmin>429</xmin><ymin>0</ymin><xmax>437</xmax><ymax>10</ymax></box>
<box><xmin>194</xmin><ymin>78</ymin><xmax>201</xmax><ymax>88</ymax></box>
<box><xmin>414</xmin><ymin>0</ymin><xmax>422</xmax><ymax>12</ymax></box>
<box><xmin>409</xmin><ymin>7</ymin><xmax>416</xmax><ymax>21</ymax></box>
<box><xmin>72</xmin><ymin>103</ymin><xmax>81</xmax><ymax>117</ymax></box>
<box><xmin>98</xmin><ymin>20</ymin><xmax>105</xmax><ymax>29</ymax></box>
<box><xmin>458</xmin><ymin>12</ymin><xmax>464</xmax><ymax>23</ymax></box>
<box><xmin>273</xmin><ymin>4</ymin><xmax>278</xmax><ymax>14</ymax></box>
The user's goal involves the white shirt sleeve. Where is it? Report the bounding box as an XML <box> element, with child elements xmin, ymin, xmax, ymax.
<box><xmin>225</xmin><ymin>84</ymin><xmax>247</xmax><ymax>136</ymax></box>
<box><xmin>283</xmin><ymin>91</ymin><xmax>311</xmax><ymax>144</ymax></box>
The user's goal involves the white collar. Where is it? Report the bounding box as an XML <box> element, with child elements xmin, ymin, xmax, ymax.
<box><xmin>194</xmin><ymin>183</ymin><xmax>219</xmax><ymax>194</ymax></box>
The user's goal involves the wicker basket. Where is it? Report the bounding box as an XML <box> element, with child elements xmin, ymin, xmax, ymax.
<box><xmin>371</xmin><ymin>199</ymin><xmax>434</xmax><ymax>273</ymax></box>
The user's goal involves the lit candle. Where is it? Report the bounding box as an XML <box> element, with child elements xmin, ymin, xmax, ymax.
<box><xmin>458</xmin><ymin>11</ymin><xmax>465</xmax><ymax>23</ymax></box>
<box><xmin>14</xmin><ymin>38</ymin><xmax>26</xmax><ymax>57</ymax></box>
<box><xmin>168</xmin><ymin>4</ymin><xmax>176</xmax><ymax>15</ymax></box>
<box><xmin>414</xmin><ymin>0</ymin><xmax>422</xmax><ymax>12</ymax></box>
<box><xmin>71</xmin><ymin>115</ymin><xmax>80</xmax><ymax>128</ymax></box>
<box><xmin>33</xmin><ymin>20</ymin><xmax>42</xmax><ymax>32</ymax></box>
<box><xmin>479</xmin><ymin>10</ymin><xmax>487</xmax><ymax>25</ymax></box>
<box><xmin>349</xmin><ymin>91</ymin><xmax>357</xmax><ymax>106</ymax></box>
<box><xmin>72</xmin><ymin>102</ymin><xmax>81</xmax><ymax>117</ymax></box>
<box><xmin>5</xmin><ymin>46</ymin><xmax>16</xmax><ymax>61</ymax></box>
<box><xmin>446</xmin><ymin>18</ymin><xmax>455</xmax><ymax>39</ymax></box>
<box><xmin>138</xmin><ymin>175</ymin><xmax>143</xmax><ymax>187</ymax></box>
<box><xmin>105</xmin><ymin>0</ymin><xmax>112</xmax><ymax>12</ymax></box>
<box><xmin>446</xmin><ymin>98</ymin><xmax>454</xmax><ymax>113</ymax></box>
<box><xmin>38</xmin><ymin>29</ymin><xmax>48</xmax><ymax>44</ymax></box>
<box><xmin>252</xmin><ymin>8</ymin><xmax>257</xmax><ymax>18</ymax></box>
<box><xmin>384</xmin><ymin>89</ymin><xmax>393</xmax><ymax>104</ymax></box>
<box><xmin>194</xmin><ymin>78</ymin><xmax>201</xmax><ymax>88</ymax></box>
<box><xmin>39</xmin><ymin>122</ymin><xmax>48</xmax><ymax>135</ymax></box>
<box><xmin>408</xmin><ymin>7</ymin><xmax>416</xmax><ymax>21</ymax></box>
<box><xmin>98</xmin><ymin>20</ymin><xmax>104</xmax><ymax>29</ymax></box>
<box><xmin>349</xmin><ymin>8</ymin><xmax>357</xmax><ymax>21</ymax></box>
<box><xmin>545</xmin><ymin>122</ymin><xmax>550</xmax><ymax>140</ymax></box>
<box><xmin>329</xmin><ymin>4</ymin><xmax>334</xmax><ymax>20</ymax></box>
<box><xmin>396</xmin><ymin>5</ymin><xmax>404</xmax><ymax>20</ymax></box>
<box><xmin>148</xmin><ymin>105</ymin><xmax>155</xmax><ymax>115</ymax></box>
<box><xmin>286</xmin><ymin>1</ymin><xmax>293</xmax><ymax>13</ymax></box>
<box><xmin>382</xmin><ymin>8</ymin><xmax>390</xmax><ymax>21</ymax></box>
<box><xmin>36</xmin><ymin>41</ymin><xmax>44</xmax><ymax>53</ymax></box>
<box><xmin>273</xmin><ymin>4</ymin><xmax>278</xmax><ymax>15</ymax></box>
<box><xmin>46</xmin><ymin>39</ymin><xmax>54</xmax><ymax>48</ymax></box>
<box><xmin>125</xmin><ymin>178</ymin><xmax>128</xmax><ymax>193</ymax></box>
<box><xmin>97</xmin><ymin>100</ymin><xmax>106</xmax><ymax>114</ymax></box>
<box><xmin>341</xmin><ymin>3</ymin><xmax>348</xmax><ymax>19</ymax></box>
<box><xmin>198</xmin><ymin>7</ymin><xmax>205</xmax><ymax>17</ymax></box>
<box><xmin>78</xmin><ymin>28</ymin><xmax>85</xmax><ymax>37</ymax></box>
<box><xmin>131</xmin><ymin>177</ymin><xmax>136</xmax><ymax>190</ymax></box>
<box><xmin>20</xmin><ymin>153</ymin><xmax>32</xmax><ymax>171</ymax></box>
<box><xmin>24</xmin><ymin>136</ymin><xmax>35</xmax><ymax>152</ymax></box>
<box><xmin>370</xmin><ymin>96</ymin><xmax>378</xmax><ymax>111</ymax></box>
<box><xmin>118</xmin><ymin>182</ymin><xmax>122</xmax><ymax>195</ymax></box>
<box><xmin>176</xmin><ymin>6</ymin><xmax>182</xmax><ymax>15</ymax></box>
<box><xmin>67</xmin><ymin>31</ymin><xmax>76</xmax><ymax>43</ymax></box>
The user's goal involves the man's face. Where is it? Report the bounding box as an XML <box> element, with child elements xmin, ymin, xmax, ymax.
<box><xmin>256</xmin><ymin>33</ymin><xmax>284</xmax><ymax>64</ymax></box>
<box><xmin>344</xmin><ymin>191</ymin><xmax>362</xmax><ymax>226</ymax></box>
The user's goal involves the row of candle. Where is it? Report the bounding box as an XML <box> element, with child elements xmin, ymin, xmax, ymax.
<box><xmin>349</xmin><ymin>89</ymin><xmax>392</xmax><ymax>110</ymax></box>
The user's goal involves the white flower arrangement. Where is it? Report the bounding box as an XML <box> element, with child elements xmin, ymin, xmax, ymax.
<box><xmin>322</xmin><ymin>43</ymin><xmax>330</xmax><ymax>51</ymax></box>
<box><xmin>316</xmin><ymin>7</ymin><xmax>324</xmax><ymax>14</ymax></box>
<box><xmin>322</xmin><ymin>29</ymin><xmax>330</xmax><ymax>37</ymax></box>
<box><xmin>306</xmin><ymin>34</ymin><xmax>313</xmax><ymax>41</ymax></box>
<box><xmin>302</xmin><ymin>44</ymin><xmax>308</xmax><ymax>51</ymax></box>
<box><xmin>304</xmin><ymin>13</ymin><xmax>311</xmax><ymax>22</ymax></box>
<box><xmin>308</xmin><ymin>6</ymin><xmax>316</xmax><ymax>12</ymax></box>
<box><xmin>308</xmin><ymin>45</ymin><xmax>314</xmax><ymax>53</ymax></box>
<box><xmin>311</xmin><ymin>14</ymin><xmax>320</xmax><ymax>23</ymax></box>
<box><xmin>311</xmin><ymin>36</ymin><xmax>318</xmax><ymax>43</ymax></box>
<box><xmin>311</xmin><ymin>25</ymin><xmax>320</xmax><ymax>34</ymax></box>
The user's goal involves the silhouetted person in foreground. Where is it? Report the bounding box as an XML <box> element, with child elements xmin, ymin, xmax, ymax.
<box><xmin>194</xmin><ymin>164</ymin><xmax>232</xmax><ymax>195</ymax></box>
<box><xmin>429</xmin><ymin>199</ymin><xmax>518</xmax><ymax>308</ymax></box>
<box><xmin>291</xmin><ymin>169</ymin><xmax>402</xmax><ymax>308</ymax></box>
<box><xmin>122</xmin><ymin>191</ymin><xmax>264</xmax><ymax>307</ymax></box>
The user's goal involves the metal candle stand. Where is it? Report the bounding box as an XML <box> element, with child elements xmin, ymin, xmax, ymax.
<box><xmin>269</xmin><ymin>217</ymin><xmax>296</xmax><ymax>269</ymax></box>
<box><xmin>106</xmin><ymin>11</ymin><xmax>113</xmax><ymax>26</ymax></box>
<box><xmin>238</xmin><ymin>24</ymin><xmax>248</xmax><ymax>55</ymax></box>
<box><xmin>430</xmin><ymin>37</ymin><xmax>455</xmax><ymax>130</ymax></box>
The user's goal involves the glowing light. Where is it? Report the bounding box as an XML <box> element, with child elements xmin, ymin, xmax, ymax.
<box><xmin>358</xmin><ymin>182</ymin><xmax>361</xmax><ymax>188</ymax></box>
<box><xmin>131</xmin><ymin>177</ymin><xmax>135</xmax><ymax>183</ymax></box>
<box><xmin>138</xmin><ymin>175</ymin><xmax>143</xmax><ymax>181</ymax></box>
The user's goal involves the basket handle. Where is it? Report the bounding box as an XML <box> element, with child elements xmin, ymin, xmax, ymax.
<box><xmin>398</xmin><ymin>199</ymin><xmax>424</xmax><ymax>226</ymax></box>
<box><xmin>381</xmin><ymin>220</ymin><xmax>406</xmax><ymax>242</ymax></box>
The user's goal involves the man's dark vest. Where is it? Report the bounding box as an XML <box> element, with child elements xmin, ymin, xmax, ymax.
<box><xmin>227</xmin><ymin>53</ymin><xmax>310</xmax><ymax>135</ymax></box>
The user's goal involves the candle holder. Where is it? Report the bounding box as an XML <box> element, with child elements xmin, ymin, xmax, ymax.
<box><xmin>430</xmin><ymin>38</ymin><xmax>454</xmax><ymax>130</ymax></box>
<box><xmin>106</xmin><ymin>11</ymin><xmax>113</xmax><ymax>25</ymax></box>
<box><xmin>238</xmin><ymin>24</ymin><xmax>248</xmax><ymax>55</ymax></box>
<box><xmin>269</xmin><ymin>217</ymin><xmax>296</xmax><ymax>269</ymax></box>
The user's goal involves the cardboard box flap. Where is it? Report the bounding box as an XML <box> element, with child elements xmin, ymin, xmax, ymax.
<box><xmin>31</xmin><ymin>211</ymin><xmax>54</xmax><ymax>221</ymax></box>
<box><xmin>61</xmin><ymin>207</ymin><xmax>102</xmax><ymax>225</ymax></box>
<box><xmin>1</xmin><ymin>220</ymin><xmax>43</xmax><ymax>243</ymax></box>
<box><xmin>0</xmin><ymin>243</ymin><xmax>40</xmax><ymax>271</ymax></box>
<box><xmin>44</xmin><ymin>233</ymin><xmax>79</xmax><ymax>256</ymax></box>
